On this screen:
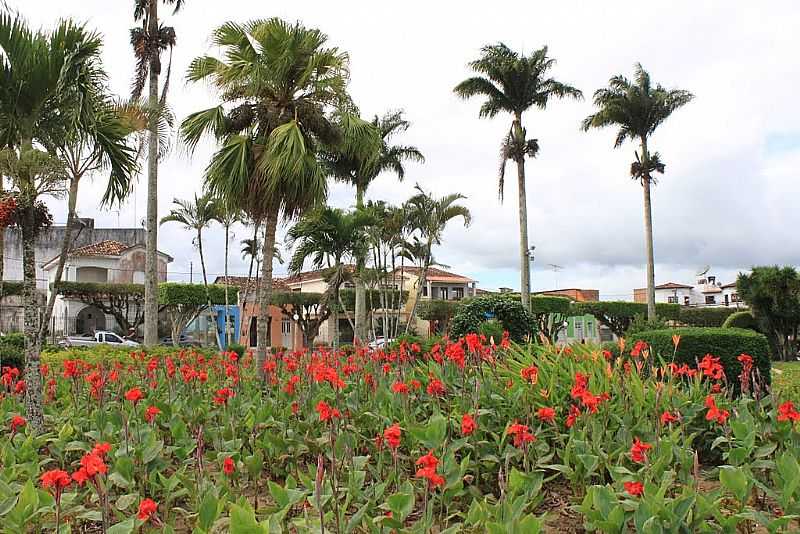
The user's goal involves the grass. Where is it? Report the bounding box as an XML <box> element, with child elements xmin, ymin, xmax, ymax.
<box><xmin>773</xmin><ymin>361</ymin><xmax>800</xmax><ymax>403</ymax></box>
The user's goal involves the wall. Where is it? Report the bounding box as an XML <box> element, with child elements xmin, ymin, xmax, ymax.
<box><xmin>3</xmin><ymin>222</ymin><xmax>146</xmax><ymax>290</ymax></box>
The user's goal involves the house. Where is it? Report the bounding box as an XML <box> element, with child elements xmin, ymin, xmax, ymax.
<box><xmin>535</xmin><ymin>288</ymin><xmax>611</xmax><ymax>344</ymax></box>
<box><xmin>42</xmin><ymin>240</ymin><xmax>172</xmax><ymax>336</ymax></box>
<box><xmin>634</xmin><ymin>273</ymin><xmax>743</xmax><ymax>308</ymax></box>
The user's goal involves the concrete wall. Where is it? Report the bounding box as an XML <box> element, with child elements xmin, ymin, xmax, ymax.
<box><xmin>2</xmin><ymin>221</ymin><xmax>146</xmax><ymax>290</ymax></box>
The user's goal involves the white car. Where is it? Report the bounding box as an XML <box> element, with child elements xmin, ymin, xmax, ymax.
<box><xmin>59</xmin><ymin>331</ymin><xmax>140</xmax><ymax>348</ymax></box>
<box><xmin>368</xmin><ymin>337</ymin><xmax>393</xmax><ymax>350</ymax></box>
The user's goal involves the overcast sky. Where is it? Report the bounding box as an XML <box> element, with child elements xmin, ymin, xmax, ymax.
<box><xmin>16</xmin><ymin>0</ymin><xmax>800</xmax><ymax>298</ymax></box>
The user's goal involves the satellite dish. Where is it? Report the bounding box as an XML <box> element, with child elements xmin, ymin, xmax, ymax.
<box><xmin>696</xmin><ymin>265</ymin><xmax>710</xmax><ymax>277</ymax></box>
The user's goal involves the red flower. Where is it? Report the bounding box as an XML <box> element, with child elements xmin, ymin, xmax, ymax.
<box><xmin>570</xmin><ymin>372</ymin><xmax>589</xmax><ymax>399</ymax></box>
<box><xmin>144</xmin><ymin>405</ymin><xmax>161</xmax><ymax>423</ymax></box>
<box><xmin>704</xmin><ymin>395</ymin><xmax>730</xmax><ymax>425</ymax></box>
<box><xmin>137</xmin><ymin>498</ymin><xmax>158</xmax><ymax>521</ymax></box>
<box><xmin>461</xmin><ymin>413</ymin><xmax>477</xmax><ymax>436</ymax></box>
<box><xmin>124</xmin><ymin>387</ymin><xmax>144</xmax><ymax>404</ymax></box>
<box><xmin>383</xmin><ymin>424</ymin><xmax>402</xmax><ymax>449</ymax></box>
<box><xmin>698</xmin><ymin>354</ymin><xmax>724</xmax><ymax>381</ymax></box>
<box><xmin>80</xmin><ymin>452</ymin><xmax>108</xmax><ymax>477</ymax></box>
<box><xmin>40</xmin><ymin>469</ymin><xmax>71</xmax><ymax>497</ymax></box>
<box><xmin>630</xmin><ymin>340</ymin><xmax>648</xmax><ymax>358</ymax></box>
<box><xmin>415</xmin><ymin>451</ymin><xmax>445</xmax><ymax>488</ymax></box>
<box><xmin>507</xmin><ymin>423</ymin><xmax>535</xmax><ymax>447</ymax></box>
<box><xmin>391</xmin><ymin>381</ymin><xmax>409</xmax><ymax>395</ymax></box>
<box><xmin>10</xmin><ymin>415</ymin><xmax>26</xmax><ymax>433</ymax></box>
<box><xmin>624</xmin><ymin>481</ymin><xmax>644</xmax><ymax>496</ymax></box>
<box><xmin>778</xmin><ymin>401</ymin><xmax>800</xmax><ymax>422</ymax></box>
<box><xmin>316</xmin><ymin>401</ymin><xmax>341</xmax><ymax>423</ymax></box>
<box><xmin>426</xmin><ymin>378</ymin><xmax>446</xmax><ymax>396</ymax></box>
<box><xmin>536</xmin><ymin>407</ymin><xmax>556</xmax><ymax>424</ymax></box>
<box><xmin>566</xmin><ymin>405</ymin><xmax>581</xmax><ymax>428</ymax></box>
<box><xmin>630</xmin><ymin>438</ymin><xmax>652</xmax><ymax>464</ymax></box>
<box><xmin>660</xmin><ymin>411</ymin><xmax>679</xmax><ymax>425</ymax></box>
<box><xmin>520</xmin><ymin>365</ymin><xmax>539</xmax><ymax>384</ymax></box>
<box><xmin>223</xmin><ymin>456</ymin><xmax>235</xmax><ymax>476</ymax></box>
<box><xmin>213</xmin><ymin>387</ymin><xmax>235</xmax><ymax>405</ymax></box>
<box><xmin>92</xmin><ymin>442</ymin><xmax>112</xmax><ymax>458</ymax></box>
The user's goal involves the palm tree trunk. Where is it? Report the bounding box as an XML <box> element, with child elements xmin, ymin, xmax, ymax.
<box><xmin>223</xmin><ymin>221</ymin><xmax>230</xmax><ymax>348</ymax></box>
<box><xmin>257</xmin><ymin>208</ymin><xmax>278</xmax><ymax>378</ymax></box>
<box><xmin>405</xmin><ymin>244</ymin><xmax>431</xmax><ymax>334</ymax></box>
<box><xmin>514</xmin><ymin>115</ymin><xmax>531</xmax><ymax>311</ymax></box>
<box><xmin>39</xmin><ymin>176</ymin><xmax>80</xmax><ymax>345</ymax></box>
<box><xmin>21</xmin><ymin>204</ymin><xmax>43</xmax><ymax>431</ymax></box>
<box><xmin>143</xmin><ymin>0</ymin><xmax>160</xmax><ymax>347</ymax></box>
<box><xmin>641</xmin><ymin>138</ymin><xmax>657</xmax><ymax>321</ymax></box>
<box><xmin>354</xmin><ymin>185</ymin><xmax>367</xmax><ymax>344</ymax></box>
<box><xmin>0</xmin><ymin>176</ymin><xmax>4</xmax><ymax>284</ymax></box>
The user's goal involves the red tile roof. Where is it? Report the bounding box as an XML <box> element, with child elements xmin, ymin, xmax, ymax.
<box><xmin>394</xmin><ymin>266</ymin><xmax>476</xmax><ymax>283</ymax></box>
<box><xmin>655</xmin><ymin>282</ymin><xmax>694</xmax><ymax>290</ymax></box>
<box><xmin>70</xmin><ymin>240</ymin><xmax>132</xmax><ymax>257</ymax></box>
<box><xmin>213</xmin><ymin>276</ymin><xmax>290</xmax><ymax>294</ymax></box>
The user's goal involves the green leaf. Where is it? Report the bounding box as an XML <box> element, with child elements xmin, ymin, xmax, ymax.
<box><xmin>198</xmin><ymin>493</ymin><xmax>219</xmax><ymax>531</ymax></box>
<box><xmin>114</xmin><ymin>493</ymin><xmax>139</xmax><ymax>511</ymax></box>
<box><xmin>229</xmin><ymin>503</ymin><xmax>267</xmax><ymax>534</ymax></box>
<box><xmin>107</xmin><ymin>517</ymin><xmax>136</xmax><ymax>534</ymax></box>
<box><xmin>720</xmin><ymin>466</ymin><xmax>749</xmax><ymax>503</ymax></box>
<box><xmin>386</xmin><ymin>492</ymin><xmax>414</xmax><ymax>521</ymax></box>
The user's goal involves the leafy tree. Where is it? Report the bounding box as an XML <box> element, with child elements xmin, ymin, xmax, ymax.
<box><xmin>403</xmin><ymin>186</ymin><xmax>471</xmax><ymax>332</ymax></box>
<box><xmin>454</xmin><ymin>44</ymin><xmax>581</xmax><ymax>310</ymax></box>
<box><xmin>0</xmin><ymin>14</ymin><xmax>126</xmax><ymax>430</ymax></box>
<box><xmin>450</xmin><ymin>293</ymin><xmax>535</xmax><ymax>343</ymax></box>
<box><xmin>130</xmin><ymin>0</ymin><xmax>187</xmax><ymax>347</ymax></box>
<box><xmin>158</xmin><ymin>283</ymin><xmax>237</xmax><ymax>348</ymax></box>
<box><xmin>181</xmin><ymin>18</ymin><xmax>349</xmax><ymax>375</ymax></box>
<box><xmin>55</xmin><ymin>282</ymin><xmax>147</xmax><ymax>335</ymax></box>
<box><xmin>529</xmin><ymin>296</ymin><xmax>572</xmax><ymax>343</ymax></box>
<box><xmin>737</xmin><ymin>266</ymin><xmax>800</xmax><ymax>361</ymax></box>
<box><xmin>572</xmin><ymin>301</ymin><xmax>681</xmax><ymax>338</ymax></box>
<box><xmin>582</xmin><ymin>64</ymin><xmax>693</xmax><ymax>320</ymax></box>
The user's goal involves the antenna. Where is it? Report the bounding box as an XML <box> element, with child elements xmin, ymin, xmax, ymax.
<box><xmin>696</xmin><ymin>265</ymin><xmax>710</xmax><ymax>277</ymax></box>
<box><xmin>547</xmin><ymin>264</ymin><xmax>564</xmax><ymax>289</ymax></box>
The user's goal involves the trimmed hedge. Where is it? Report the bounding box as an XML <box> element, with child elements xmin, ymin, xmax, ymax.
<box><xmin>631</xmin><ymin>327</ymin><xmax>771</xmax><ymax>386</ymax></box>
<box><xmin>0</xmin><ymin>333</ymin><xmax>24</xmax><ymax>370</ymax></box>
<box><xmin>678</xmin><ymin>306</ymin><xmax>738</xmax><ymax>327</ymax></box>
<box><xmin>572</xmin><ymin>301</ymin><xmax>681</xmax><ymax>337</ymax></box>
<box><xmin>722</xmin><ymin>310</ymin><xmax>759</xmax><ymax>331</ymax></box>
<box><xmin>450</xmin><ymin>294</ymin><xmax>534</xmax><ymax>342</ymax></box>
<box><xmin>159</xmin><ymin>283</ymin><xmax>238</xmax><ymax>305</ymax></box>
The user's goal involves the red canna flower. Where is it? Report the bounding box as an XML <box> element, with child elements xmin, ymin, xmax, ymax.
<box><xmin>536</xmin><ymin>407</ymin><xmax>556</xmax><ymax>424</ymax></box>
<box><xmin>10</xmin><ymin>415</ymin><xmax>26</xmax><ymax>433</ymax></box>
<box><xmin>137</xmin><ymin>498</ymin><xmax>158</xmax><ymax>521</ymax></box>
<box><xmin>40</xmin><ymin>469</ymin><xmax>71</xmax><ymax>498</ymax></box>
<box><xmin>461</xmin><ymin>413</ymin><xmax>477</xmax><ymax>436</ymax></box>
<box><xmin>316</xmin><ymin>400</ymin><xmax>341</xmax><ymax>423</ymax></box>
<box><xmin>144</xmin><ymin>405</ymin><xmax>161</xmax><ymax>423</ymax></box>
<box><xmin>426</xmin><ymin>378</ymin><xmax>446</xmax><ymax>396</ymax></box>
<box><xmin>660</xmin><ymin>411</ymin><xmax>680</xmax><ymax>425</ymax></box>
<box><xmin>778</xmin><ymin>401</ymin><xmax>800</xmax><ymax>423</ymax></box>
<box><xmin>223</xmin><ymin>456</ymin><xmax>235</xmax><ymax>476</ymax></box>
<box><xmin>520</xmin><ymin>365</ymin><xmax>539</xmax><ymax>384</ymax></box>
<box><xmin>124</xmin><ymin>387</ymin><xmax>144</xmax><ymax>404</ymax></box>
<box><xmin>630</xmin><ymin>340</ymin><xmax>648</xmax><ymax>358</ymax></box>
<box><xmin>624</xmin><ymin>481</ymin><xmax>644</xmax><ymax>496</ymax></box>
<box><xmin>630</xmin><ymin>438</ymin><xmax>652</xmax><ymax>464</ymax></box>
<box><xmin>383</xmin><ymin>424</ymin><xmax>402</xmax><ymax>449</ymax></box>
<box><xmin>415</xmin><ymin>451</ymin><xmax>445</xmax><ymax>488</ymax></box>
<box><xmin>391</xmin><ymin>381</ymin><xmax>409</xmax><ymax>395</ymax></box>
<box><xmin>698</xmin><ymin>354</ymin><xmax>724</xmax><ymax>381</ymax></box>
<box><xmin>704</xmin><ymin>395</ymin><xmax>730</xmax><ymax>425</ymax></box>
<box><xmin>507</xmin><ymin>423</ymin><xmax>535</xmax><ymax>447</ymax></box>
<box><xmin>213</xmin><ymin>387</ymin><xmax>235</xmax><ymax>405</ymax></box>
<box><xmin>92</xmin><ymin>442</ymin><xmax>112</xmax><ymax>458</ymax></box>
<box><xmin>566</xmin><ymin>405</ymin><xmax>581</xmax><ymax>428</ymax></box>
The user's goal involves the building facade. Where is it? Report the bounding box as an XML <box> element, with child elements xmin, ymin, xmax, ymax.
<box><xmin>634</xmin><ymin>274</ymin><xmax>743</xmax><ymax>308</ymax></box>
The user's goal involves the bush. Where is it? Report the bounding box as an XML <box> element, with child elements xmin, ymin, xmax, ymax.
<box><xmin>0</xmin><ymin>333</ymin><xmax>25</xmax><ymax>370</ymax></box>
<box><xmin>630</xmin><ymin>327</ymin><xmax>771</xmax><ymax>386</ymax></box>
<box><xmin>678</xmin><ymin>307</ymin><xmax>738</xmax><ymax>327</ymax></box>
<box><xmin>478</xmin><ymin>319</ymin><xmax>505</xmax><ymax>343</ymax></box>
<box><xmin>722</xmin><ymin>310</ymin><xmax>759</xmax><ymax>331</ymax></box>
<box><xmin>572</xmin><ymin>301</ymin><xmax>681</xmax><ymax>337</ymax></box>
<box><xmin>41</xmin><ymin>345</ymin><xmax>219</xmax><ymax>365</ymax></box>
<box><xmin>450</xmin><ymin>294</ymin><xmax>535</xmax><ymax>342</ymax></box>
<box><xmin>228</xmin><ymin>343</ymin><xmax>246</xmax><ymax>357</ymax></box>
<box><xmin>625</xmin><ymin>313</ymin><xmax>669</xmax><ymax>337</ymax></box>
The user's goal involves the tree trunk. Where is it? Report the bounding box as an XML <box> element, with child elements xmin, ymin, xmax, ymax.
<box><xmin>405</xmin><ymin>244</ymin><xmax>431</xmax><ymax>334</ymax></box>
<box><xmin>354</xmin><ymin>185</ymin><xmax>367</xmax><ymax>344</ymax></box>
<box><xmin>256</xmin><ymin>208</ymin><xmax>278</xmax><ymax>378</ymax></box>
<box><xmin>143</xmin><ymin>0</ymin><xmax>160</xmax><ymax>347</ymax></box>
<box><xmin>641</xmin><ymin>138</ymin><xmax>657</xmax><ymax>321</ymax></box>
<box><xmin>223</xmin><ymin>221</ymin><xmax>230</xmax><ymax>348</ymax></box>
<box><xmin>39</xmin><ymin>176</ymin><xmax>80</xmax><ymax>344</ymax></box>
<box><xmin>514</xmin><ymin>114</ymin><xmax>531</xmax><ymax>311</ymax></box>
<box><xmin>21</xmin><ymin>205</ymin><xmax>43</xmax><ymax>431</ymax></box>
<box><xmin>197</xmin><ymin>229</ymin><xmax>222</xmax><ymax>349</ymax></box>
<box><xmin>0</xmin><ymin>176</ymin><xmax>4</xmax><ymax>283</ymax></box>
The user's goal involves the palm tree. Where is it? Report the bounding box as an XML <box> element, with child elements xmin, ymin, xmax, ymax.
<box><xmin>215</xmin><ymin>200</ymin><xmax>241</xmax><ymax>347</ymax></box>
<box><xmin>181</xmin><ymin>18</ymin><xmax>349</xmax><ymax>374</ymax></box>
<box><xmin>0</xmin><ymin>14</ymin><xmax>128</xmax><ymax>430</ymax></box>
<box><xmin>130</xmin><ymin>0</ymin><xmax>187</xmax><ymax>347</ymax></box>
<box><xmin>286</xmin><ymin>206</ymin><xmax>373</xmax><ymax>347</ymax></box>
<box><xmin>403</xmin><ymin>186</ymin><xmax>471</xmax><ymax>332</ymax></box>
<box><xmin>324</xmin><ymin>110</ymin><xmax>424</xmax><ymax>342</ymax></box>
<box><xmin>454</xmin><ymin>44</ymin><xmax>581</xmax><ymax>310</ymax></box>
<box><xmin>582</xmin><ymin>63</ymin><xmax>693</xmax><ymax>320</ymax></box>
<box><xmin>160</xmin><ymin>193</ymin><xmax>222</xmax><ymax>346</ymax></box>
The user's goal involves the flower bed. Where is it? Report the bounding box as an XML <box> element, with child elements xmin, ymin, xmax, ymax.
<box><xmin>1</xmin><ymin>336</ymin><xmax>799</xmax><ymax>532</ymax></box>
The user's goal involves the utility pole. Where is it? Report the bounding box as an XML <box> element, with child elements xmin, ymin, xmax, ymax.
<box><xmin>189</xmin><ymin>262</ymin><xmax>193</xmax><ymax>284</ymax></box>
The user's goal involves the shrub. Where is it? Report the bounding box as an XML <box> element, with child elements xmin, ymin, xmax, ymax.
<box><xmin>0</xmin><ymin>333</ymin><xmax>25</xmax><ymax>370</ymax></box>
<box><xmin>625</xmin><ymin>313</ymin><xmax>669</xmax><ymax>337</ymax></box>
<box><xmin>678</xmin><ymin>306</ymin><xmax>738</xmax><ymax>327</ymax></box>
<box><xmin>572</xmin><ymin>301</ymin><xmax>681</xmax><ymax>337</ymax></box>
<box><xmin>630</xmin><ymin>327</ymin><xmax>771</xmax><ymax>386</ymax></box>
<box><xmin>530</xmin><ymin>296</ymin><xmax>572</xmax><ymax>342</ymax></box>
<box><xmin>478</xmin><ymin>319</ymin><xmax>505</xmax><ymax>343</ymax></box>
<box><xmin>722</xmin><ymin>310</ymin><xmax>759</xmax><ymax>331</ymax></box>
<box><xmin>450</xmin><ymin>294</ymin><xmax>535</xmax><ymax>342</ymax></box>
<box><xmin>228</xmin><ymin>343</ymin><xmax>246</xmax><ymax>357</ymax></box>
<box><xmin>41</xmin><ymin>345</ymin><xmax>218</xmax><ymax>365</ymax></box>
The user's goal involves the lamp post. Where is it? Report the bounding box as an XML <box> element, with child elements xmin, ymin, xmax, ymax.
<box><xmin>527</xmin><ymin>246</ymin><xmax>536</xmax><ymax>299</ymax></box>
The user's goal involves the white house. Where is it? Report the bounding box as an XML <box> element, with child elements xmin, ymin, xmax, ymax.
<box><xmin>42</xmin><ymin>240</ymin><xmax>172</xmax><ymax>335</ymax></box>
<box><xmin>634</xmin><ymin>273</ymin><xmax>743</xmax><ymax>308</ymax></box>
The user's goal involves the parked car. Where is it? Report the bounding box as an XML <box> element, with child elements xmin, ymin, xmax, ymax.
<box><xmin>58</xmin><ymin>331</ymin><xmax>140</xmax><ymax>348</ymax></box>
<box><xmin>160</xmin><ymin>334</ymin><xmax>202</xmax><ymax>347</ymax></box>
<box><xmin>368</xmin><ymin>337</ymin><xmax>393</xmax><ymax>350</ymax></box>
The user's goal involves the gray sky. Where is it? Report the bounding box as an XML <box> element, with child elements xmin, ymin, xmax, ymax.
<box><xmin>16</xmin><ymin>0</ymin><xmax>800</xmax><ymax>298</ymax></box>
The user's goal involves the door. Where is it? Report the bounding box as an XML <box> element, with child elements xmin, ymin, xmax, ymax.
<box><xmin>281</xmin><ymin>319</ymin><xmax>292</xmax><ymax>349</ymax></box>
<box><xmin>249</xmin><ymin>317</ymin><xmax>257</xmax><ymax>348</ymax></box>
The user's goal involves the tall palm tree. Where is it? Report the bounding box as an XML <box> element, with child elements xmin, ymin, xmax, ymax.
<box><xmin>0</xmin><ymin>14</ymin><xmax>131</xmax><ymax>430</ymax></box>
<box><xmin>160</xmin><ymin>193</ymin><xmax>222</xmax><ymax>346</ymax></box>
<box><xmin>582</xmin><ymin>63</ymin><xmax>693</xmax><ymax>320</ymax></box>
<box><xmin>130</xmin><ymin>0</ymin><xmax>187</xmax><ymax>347</ymax></box>
<box><xmin>403</xmin><ymin>186</ymin><xmax>471</xmax><ymax>332</ymax></box>
<box><xmin>286</xmin><ymin>206</ymin><xmax>373</xmax><ymax>347</ymax></box>
<box><xmin>181</xmin><ymin>18</ymin><xmax>349</xmax><ymax>374</ymax></box>
<box><xmin>324</xmin><ymin>110</ymin><xmax>424</xmax><ymax>342</ymax></box>
<box><xmin>215</xmin><ymin>199</ymin><xmax>241</xmax><ymax>347</ymax></box>
<box><xmin>454</xmin><ymin>44</ymin><xmax>581</xmax><ymax>310</ymax></box>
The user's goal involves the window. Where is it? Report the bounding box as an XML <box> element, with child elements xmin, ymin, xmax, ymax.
<box><xmin>705</xmin><ymin>295</ymin><xmax>716</xmax><ymax>305</ymax></box>
<box><xmin>574</xmin><ymin>318</ymin><xmax>584</xmax><ymax>340</ymax></box>
<box><xmin>453</xmin><ymin>287</ymin><xmax>464</xmax><ymax>300</ymax></box>
<box><xmin>731</xmin><ymin>293</ymin><xmax>740</xmax><ymax>302</ymax></box>
<box><xmin>281</xmin><ymin>319</ymin><xmax>292</xmax><ymax>334</ymax></box>
<box><xmin>684</xmin><ymin>296</ymin><xmax>690</xmax><ymax>305</ymax></box>
<box><xmin>422</xmin><ymin>284</ymin><xmax>428</xmax><ymax>297</ymax></box>
<box><xmin>708</xmin><ymin>276</ymin><xmax>716</xmax><ymax>285</ymax></box>
<box><xmin>133</xmin><ymin>271</ymin><xmax>145</xmax><ymax>284</ymax></box>
<box><xmin>667</xmin><ymin>296</ymin><xmax>679</xmax><ymax>304</ymax></box>
<box><xmin>105</xmin><ymin>333</ymin><xmax>122</xmax><ymax>344</ymax></box>
<box><xmin>440</xmin><ymin>288</ymin><xmax>449</xmax><ymax>300</ymax></box>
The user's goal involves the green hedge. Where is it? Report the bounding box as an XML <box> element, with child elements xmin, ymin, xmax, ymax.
<box><xmin>56</xmin><ymin>281</ymin><xmax>144</xmax><ymax>297</ymax></box>
<box><xmin>418</xmin><ymin>299</ymin><xmax>462</xmax><ymax>322</ymax></box>
<box><xmin>530</xmin><ymin>295</ymin><xmax>572</xmax><ymax>315</ymax></box>
<box><xmin>631</xmin><ymin>327</ymin><xmax>771</xmax><ymax>386</ymax></box>
<box><xmin>722</xmin><ymin>310</ymin><xmax>759</xmax><ymax>331</ymax></box>
<box><xmin>450</xmin><ymin>294</ymin><xmax>534</xmax><ymax>342</ymax></box>
<box><xmin>159</xmin><ymin>283</ymin><xmax>238</xmax><ymax>305</ymax></box>
<box><xmin>0</xmin><ymin>333</ymin><xmax>25</xmax><ymax>369</ymax></box>
<box><xmin>572</xmin><ymin>301</ymin><xmax>681</xmax><ymax>337</ymax></box>
<box><xmin>0</xmin><ymin>281</ymin><xmax>24</xmax><ymax>298</ymax></box>
<box><xmin>41</xmin><ymin>345</ymin><xmax>219</xmax><ymax>365</ymax></box>
<box><xmin>678</xmin><ymin>306</ymin><xmax>738</xmax><ymax>327</ymax></box>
